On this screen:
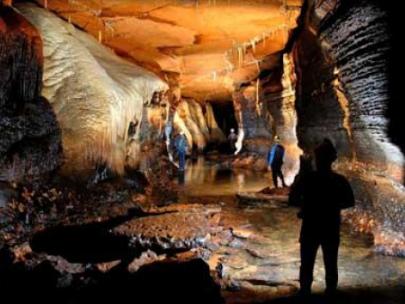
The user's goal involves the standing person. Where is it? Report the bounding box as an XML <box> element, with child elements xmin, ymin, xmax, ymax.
<box><xmin>228</xmin><ymin>128</ymin><xmax>237</xmax><ymax>154</ymax></box>
<box><xmin>174</xmin><ymin>131</ymin><xmax>188</xmax><ymax>171</ymax></box>
<box><xmin>267</xmin><ymin>136</ymin><xmax>287</xmax><ymax>188</ymax></box>
<box><xmin>289</xmin><ymin>138</ymin><xmax>355</xmax><ymax>297</ymax></box>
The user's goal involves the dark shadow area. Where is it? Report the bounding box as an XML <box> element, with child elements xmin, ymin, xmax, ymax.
<box><xmin>210</xmin><ymin>101</ymin><xmax>239</xmax><ymax>153</ymax></box>
<box><xmin>30</xmin><ymin>208</ymin><xmax>178</xmax><ymax>264</ymax></box>
<box><xmin>0</xmin><ymin>6</ymin><xmax>63</xmax><ymax>184</ymax></box>
<box><xmin>212</xmin><ymin>101</ymin><xmax>238</xmax><ymax>136</ymax></box>
<box><xmin>0</xmin><ymin>249</ymin><xmax>224</xmax><ymax>304</ymax></box>
<box><xmin>384</xmin><ymin>1</ymin><xmax>405</xmax><ymax>184</ymax></box>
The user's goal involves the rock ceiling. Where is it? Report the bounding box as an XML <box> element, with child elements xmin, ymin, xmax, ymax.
<box><xmin>32</xmin><ymin>0</ymin><xmax>302</xmax><ymax>101</ymax></box>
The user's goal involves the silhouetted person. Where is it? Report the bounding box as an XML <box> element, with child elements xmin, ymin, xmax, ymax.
<box><xmin>267</xmin><ymin>136</ymin><xmax>286</xmax><ymax>188</ymax></box>
<box><xmin>174</xmin><ymin>131</ymin><xmax>188</xmax><ymax>171</ymax></box>
<box><xmin>228</xmin><ymin>128</ymin><xmax>237</xmax><ymax>154</ymax></box>
<box><xmin>289</xmin><ymin>138</ymin><xmax>355</xmax><ymax>296</ymax></box>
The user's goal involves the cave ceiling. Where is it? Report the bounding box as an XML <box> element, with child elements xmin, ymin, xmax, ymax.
<box><xmin>32</xmin><ymin>0</ymin><xmax>302</xmax><ymax>102</ymax></box>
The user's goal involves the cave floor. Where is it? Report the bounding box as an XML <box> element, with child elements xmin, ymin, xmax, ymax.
<box><xmin>1</xmin><ymin>157</ymin><xmax>404</xmax><ymax>303</ymax></box>
<box><xmin>178</xmin><ymin>157</ymin><xmax>405</xmax><ymax>304</ymax></box>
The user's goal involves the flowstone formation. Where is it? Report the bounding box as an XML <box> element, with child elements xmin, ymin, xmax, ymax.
<box><xmin>18</xmin><ymin>3</ymin><xmax>168</xmax><ymax>178</ymax></box>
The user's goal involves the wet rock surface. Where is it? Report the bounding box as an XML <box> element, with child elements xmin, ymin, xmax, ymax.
<box><xmin>1</xmin><ymin>160</ymin><xmax>405</xmax><ymax>304</ymax></box>
<box><xmin>113</xmin><ymin>204</ymin><xmax>222</xmax><ymax>253</ymax></box>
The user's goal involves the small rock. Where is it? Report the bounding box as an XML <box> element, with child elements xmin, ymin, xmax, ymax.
<box><xmin>96</xmin><ymin>260</ymin><xmax>121</xmax><ymax>273</ymax></box>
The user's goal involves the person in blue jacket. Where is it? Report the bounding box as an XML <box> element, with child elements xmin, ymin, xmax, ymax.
<box><xmin>267</xmin><ymin>136</ymin><xmax>287</xmax><ymax>188</ymax></box>
<box><xmin>174</xmin><ymin>131</ymin><xmax>188</xmax><ymax>171</ymax></box>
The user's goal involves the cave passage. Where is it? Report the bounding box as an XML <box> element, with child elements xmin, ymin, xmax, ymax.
<box><xmin>212</xmin><ymin>102</ymin><xmax>239</xmax><ymax>140</ymax></box>
<box><xmin>1</xmin><ymin>1</ymin><xmax>404</xmax><ymax>304</ymax></box>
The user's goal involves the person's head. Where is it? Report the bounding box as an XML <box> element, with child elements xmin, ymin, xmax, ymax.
<box><xmin>180</xmin><ymin>131</ymin><xmax>185</xmax><ymax>136</ymax></box>
<box><xmin>314</xmin><ymin>138</ymin><xmax>337</xmax><ymax>171</ymax></box>
<box><xmin>274</xmin><ymin>135</ymin><xmax>280</xmax><ymax>143</ymax></box>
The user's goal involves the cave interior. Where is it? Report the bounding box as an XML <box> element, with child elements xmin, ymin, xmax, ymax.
<box><xmin>0</xmin><ymin>0</ymin><xmax>404</xmax><ymax>303</ymax></box>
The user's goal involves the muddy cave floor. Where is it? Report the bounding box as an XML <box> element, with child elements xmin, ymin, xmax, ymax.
<box><xmin>1</xmin><ymin>157</ymin><xmax>405</xmax><ymax>304</ymax></box>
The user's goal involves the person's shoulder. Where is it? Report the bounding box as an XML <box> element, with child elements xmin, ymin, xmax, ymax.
<box><xmin>331</xmin><ymin>172</ymin><xmax>349</xmax><ymax>182</ymax></box>
<box><xmin>330</xmin><ymin>172</ymin><xmax>352</xmax><ymax>189</ymax></box>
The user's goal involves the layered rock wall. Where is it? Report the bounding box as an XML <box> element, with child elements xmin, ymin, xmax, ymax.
<box><xmin>293</xmin><ymin>0</ymin><xmax>405</xmax><ymax>255</ymax></box>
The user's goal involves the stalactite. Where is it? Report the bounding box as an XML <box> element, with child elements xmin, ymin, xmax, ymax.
<box><xmin>251</xmin><ymin>39</ymin><xmax>256</xmax><ymax>53</ymax></box>
<box><xmin>237</xmin><ymin>47</ymin><xmax>243</xmax><ymax>68</ymax></box>
<box><xmin>256</xmin><ymin>79</ymin><xmax>260</xmax><ymax>116</ymax></box>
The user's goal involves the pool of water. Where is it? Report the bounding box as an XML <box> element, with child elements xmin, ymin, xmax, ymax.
<box><xmin>177</xmin><ymin>157</ymin><xmax>271</xmax><ymax>197</ymax></box>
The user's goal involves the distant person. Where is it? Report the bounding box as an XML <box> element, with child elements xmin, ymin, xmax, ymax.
<box><xmin>174</xmin><ymin>131</ymin><xmax>188</xmax><ymax>171</ymax></box>
<box><xmin>289</xmin><ymin>138</ymin><xmax>355</xmax><ymax>297</ymax></box>
<box><xmin>233</xmin><ymin>128</ymin><xmax>245</xmax><ymax>156</ymax></box>
<box><xmin>267</xmin><ymin>136</ymin><xmax>286</xmax><ymax>188</ymax></box>
<box><xmin>228</xmin><ymin>128</ymin><xmax>238</xmax><ymax>154</ymax></box>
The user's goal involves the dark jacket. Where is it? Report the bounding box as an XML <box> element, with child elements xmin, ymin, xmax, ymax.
<box><xmin>267</xmin><ymin>144</ymin><xmax>285</xmax><ymax>167</ymax></box>
<box><xmin>289</xmin><ymin>171</ymin><xmax>355</xmax><ymax>241</ymax></box>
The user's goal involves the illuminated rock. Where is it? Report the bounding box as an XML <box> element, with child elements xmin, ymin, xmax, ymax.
<box><xmin>205</xmin><ymin>103</ymin><xmax>226</xmax><ymax>144</ymax></box>
<box><xmin>18</xmin><ymin>4</ymin><xmax>168</xmax><ymax>177</ymax></box>
<box><xmin>31</xmin><ymin>0</ymin><xmax>301</xmax><ymax>102</ymax></box>
<box><xmin>113</xmin><ymin>206</ymin><xmax>222</xmax><ymax>253</ymax></box>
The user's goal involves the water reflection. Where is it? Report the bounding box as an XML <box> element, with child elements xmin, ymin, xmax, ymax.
<box><xmin>178</xmin><ymin>157</ymin><xmax>270</xmax><ymax>196</ymax></box>
<box><xmin>175</xmin><ymin>157</ymin><xmax>405</xmax><ymax>300</ymax></box>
